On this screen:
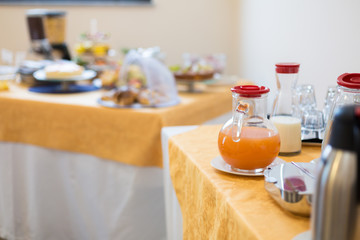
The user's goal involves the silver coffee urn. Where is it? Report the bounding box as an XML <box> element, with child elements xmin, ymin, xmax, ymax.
<box><xmin>312</xmin><ymin>105</ymin><xmax>360</xmax><ymax>240</ymax></box>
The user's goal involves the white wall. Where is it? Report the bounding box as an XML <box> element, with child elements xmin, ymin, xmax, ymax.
<box><xmin>238</xmin><ymin>0</ymin><xmax>360</xmax><ymax>109</ymax></box>
<box><xmin>0</xmin><ymin>0</ymin><xmax>239</xmax><ymax>74</ymax></box>
<box><xmin>2</xmin><ymin>0</ymin><xmax>360</xmax><ymax>110</ymax></box>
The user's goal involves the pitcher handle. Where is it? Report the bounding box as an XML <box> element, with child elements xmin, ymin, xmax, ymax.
<box><xmin>231</xmin><ymin>101</ymin><xmax>249</xmax><ymax>142</ymax></box>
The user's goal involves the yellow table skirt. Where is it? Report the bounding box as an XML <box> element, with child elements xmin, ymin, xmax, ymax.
<box><xmin>0</xmin><ymin>84</ymin><xmax>232</xmax><ymax>167</ymax></box>
<box><xmin>169</xmin><ymin>125</ymin><xmax>321</xmax><ymax>240</ymax></box>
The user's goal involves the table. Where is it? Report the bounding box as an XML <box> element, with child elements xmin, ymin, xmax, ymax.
<box><xmin>0</xmin><ymin>84</ymin><xmax>232</xmax><ymax>240</ymax></box>
<box><xmin>0</xmin><ymin>84</ymin><xmax>233</xmax><ymax>167</ymax></box>
<box><xmin>167</xmin><ymin>125</ymin><xmax>321</xmax><ymax>240</ymax></box>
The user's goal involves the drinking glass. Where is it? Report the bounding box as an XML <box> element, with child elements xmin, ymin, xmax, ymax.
<box><xmin>302</xmin><ymin>108</ymin><xmax>325</xmax><ymax>131</ymax></box>
<box><xmin>295</xmin><ymin>84</ymin><xmax>317</xmax><ymax>111</ymax></box>
<box><xmin>323</xmin><ymin>86</ymin><xmax>338</xmax><ymax>125</ymax></box>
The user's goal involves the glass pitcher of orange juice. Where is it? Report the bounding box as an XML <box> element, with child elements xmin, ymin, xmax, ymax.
<box><xmin>218</xmin><ymin>85</ymin><xmax>280</xmax><ymax>174</ymax></box>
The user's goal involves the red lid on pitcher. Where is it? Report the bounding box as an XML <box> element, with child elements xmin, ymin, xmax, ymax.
<box><xmin>231</xmin><ymin>85</ymin><xmax>269</xmax><ymax>97</ymax></box>
<box><xmin>337</xmin><ymin>73</ymin><xmax>360</xmax><ymax>89</ymax></box>
<box><xmin>275</xmin><ymin>63</ymin><xmax>300</xmax><ymax>73</ymax></box>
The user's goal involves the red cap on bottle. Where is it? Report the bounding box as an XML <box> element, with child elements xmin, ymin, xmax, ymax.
<box><xmin>231</xmin><ymin>85</ymin><xmax>270</xmax><ymax>97</ymax></box>
<box><xmin>275</xmin><ymin>63</ymin><xmax>300</xmax><ymax>74</ymax></box>
<box><xmin>337</xmin><ymin>73</ymin><xmax>360</xmax><ymax>89</ymax></box>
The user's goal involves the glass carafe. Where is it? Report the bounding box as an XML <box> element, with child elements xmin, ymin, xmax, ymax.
<box><xmin>218</xmin><ymin>85</ymin><xmax>280</xmax><ymax>174</ymax></box>
<box><xmin>271</xmin><ymin>63</ymin><xmax>302</xmax><ymax>156</ymax></box>
<box><xmin>322</xmin><ymin>73</ymin><xmax>360</xmax><ymax>149</ymax></box>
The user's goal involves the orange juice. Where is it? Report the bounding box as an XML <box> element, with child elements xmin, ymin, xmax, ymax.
<box><xmin>218</xmin><ymin>126</ymin><xmax>280</xmax><ymax>170</ymax></box>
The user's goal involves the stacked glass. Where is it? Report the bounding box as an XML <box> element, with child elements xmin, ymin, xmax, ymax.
<box><xmin>295</xmin><ymin>84</ymin><xmax>325</xmax><ymax>140</ymax></box>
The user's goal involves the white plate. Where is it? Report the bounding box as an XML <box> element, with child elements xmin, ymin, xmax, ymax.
<box><xmin>33</xmin><ymin>69</ymin><xmax>97</xmax><ymax>82</ymax></box>
<box><xmin>211</xmin><ymin>156</ymin><xmax>285</xmax><ymax>176</ymax></box>
<box><xmin>0</xmin><ymin>65</ymin><xmax>17</xmax><ymax>80</ymax></box>
<box><xmin>310</xmin><ymin>157</ymin><xmax>320</xmax><ymax>164</ymax></box>
<box><xmin>0</xmin><ymin>65</ymin><xmax>17</xmax><ymax>75</ymax></box>
<box><xmin>292</xmin><ymin>230</ymin><xmax>311</xmax><ymax>240</ymax></box>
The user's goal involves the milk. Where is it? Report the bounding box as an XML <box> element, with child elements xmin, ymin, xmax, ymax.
<box><xmin>271</xmin><ymin>116</ymin><xmax>302</xmax><ymax>154</ymax></box>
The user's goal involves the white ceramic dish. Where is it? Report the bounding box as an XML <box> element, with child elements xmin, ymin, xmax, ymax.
<box><xmin>33</xmin><ymin>69</ymin><xmax>96</xmax><ymax>82</ymax></box>
<box><xmin>292</xmin><ymin>230</ymin><xmax>311</xmax><ymax>240</ymax></box>
<box><xmin>211</xmin><ymin>156</ymin><xmax>285</xmax><ymax>176</ymax></box>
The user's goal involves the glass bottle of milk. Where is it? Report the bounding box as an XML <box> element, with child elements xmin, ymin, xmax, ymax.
<box><xmin>271</xmin><ymin>63</ymin><xmax>302</xmax><ymax>156</ymax></box>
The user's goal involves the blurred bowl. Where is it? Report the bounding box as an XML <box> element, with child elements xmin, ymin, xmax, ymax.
<box><xmin>264</xmin><ymin>162</ymin><xmax>316</xmax><ymax>217</ymax></box>
<box><xmin>0</xmin><ymin>65</ymin><xmax>17</xmax><ymax>80</ymax></box>
<box><xmin>18</xmin><ymin>60</ymin><xmax>53</xmax><ymax>86</ymax></box>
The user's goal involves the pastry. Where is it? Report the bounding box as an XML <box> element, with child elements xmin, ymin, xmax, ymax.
<box><xmin>99</xmin><ymin>69</ymin><xmax>119</xmax><ymax>88</ymax></box>
<box><xmin>137</xmin><ymin>89</ymin><xmax>163</xmax><ymax>105</ymax></box>
<box><xmin>114</xmin><ymin>90</ymin><xmax>136</xmax><ymax>106</ymax></box>
<box><xmin>101</xmin><ymin>86</ymin><xmax>139</xmax><ymax>106</ymax></box>
<box><xmin>45</xmin><ymin>62</ymin><xmax>84</xmax><ymax>79</ymax></box>
<box><xmin>172</xmin><ymin>63</ymin><xmax>214</xmax><ymax>81</ymax></box>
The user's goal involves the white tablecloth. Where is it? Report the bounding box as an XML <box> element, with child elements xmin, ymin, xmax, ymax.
<box><xmin>0</xmin><ymin>111</ymin><xmax>231</xmax><ymax>240</ymax></box>
<box><xmin>161</xmin><ymin>126</ymin><xmax>198</xmax><ymax>240</ymax></box>
<box><xmin>160</xmin><ymin>112</ymin><xmax>231</xmax><ymax>240</ymax></box>
<box><xmin>0</xmin><ymin>142</ymin><xmax>165</xmax><ymax>240</ymax></box>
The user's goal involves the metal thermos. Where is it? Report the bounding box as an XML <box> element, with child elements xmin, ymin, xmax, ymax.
<box><xmin>312</xmin><ymin>105</ymin><xmax>360</xmax><ymax>240</ymax></box>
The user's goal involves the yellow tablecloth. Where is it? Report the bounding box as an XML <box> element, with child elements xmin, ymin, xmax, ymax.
<box><xmin>169</xmin><ymin>125</ymin><xmax>321</xmax><ymax>240</ymax></box>
<box><xmin>0</xmin><ymin>84</ymin><xmax>232</xmax><ymax>167</ymax></box>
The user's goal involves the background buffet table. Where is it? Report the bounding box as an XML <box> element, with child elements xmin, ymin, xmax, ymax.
<box><xmin>0</xmin><ymin>84</ymin><xmax>232</xmax><ymax>240</ymax></box>
<box><xmin>167</xmin><ymin>125</ymin><xmax>321</xmax><ymax>240</ymax></box>
<box><xmin>0</xmin><ymin>84</ymin><xmax>233</xmax><ymax>167</ymax></box>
